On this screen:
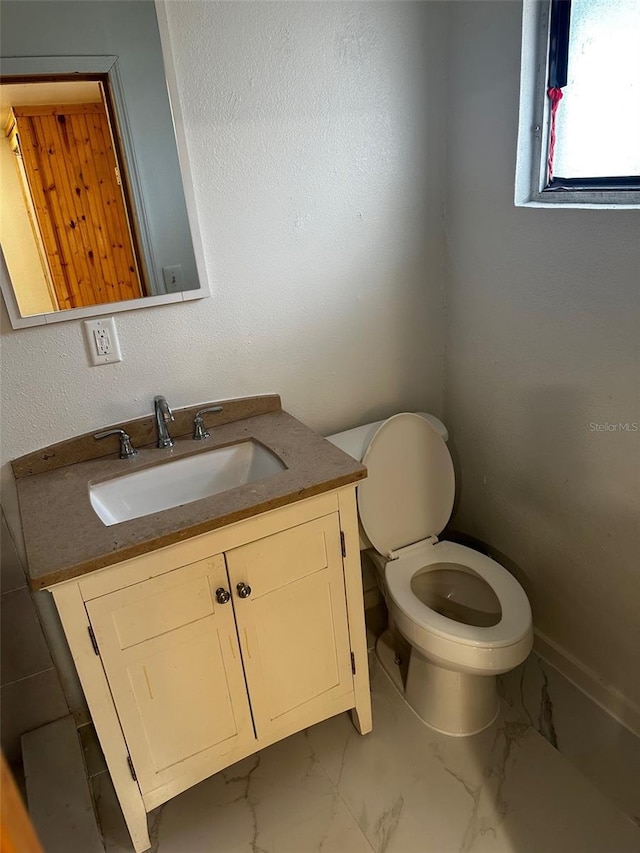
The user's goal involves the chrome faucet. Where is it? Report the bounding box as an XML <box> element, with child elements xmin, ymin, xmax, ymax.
<box><xmin>154</xmin><ymin>396</ymin><xmax>175</xmax><ymax>448</ymax></box>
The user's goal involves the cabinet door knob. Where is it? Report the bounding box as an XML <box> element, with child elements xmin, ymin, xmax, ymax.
<box><xmin>215</xmin><ymin>587</ymin><xmax>231</xmax><ymax>604</ymax></box>
<box><xmin>236</xmin><ymin>582</ymin><xmax>252</xmax><ymax>599</ymax></box>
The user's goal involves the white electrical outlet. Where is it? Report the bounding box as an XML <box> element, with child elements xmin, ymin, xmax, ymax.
<box><xmin>83</xmin><ymin>317</ymin><xmax>122</xmax><ymax>366</ymax></box>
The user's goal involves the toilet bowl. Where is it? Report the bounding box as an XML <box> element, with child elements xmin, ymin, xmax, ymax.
<box><xmin>327</xmin><ymin>412</ymin><xmax>533</xmax><ymax>736</ymax></box>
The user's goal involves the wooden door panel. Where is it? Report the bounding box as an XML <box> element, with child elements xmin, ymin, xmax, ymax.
<box><xmin>14</xmin><ymin>117</ymin><xmax>75</xmax><ymax>307</ymax></box>
<box><xmin>86</xmin><ymin>556</ymin><xmax>254</xmax><ymax>795</ymax></box>
<box><xmin>13</xmin><ymin>102</ymin><xmax>142</xmax><ymax>308</ymax></box>
<box><xmin>226</xmin><ymin>514</ymin><xmax>354</xmax><ymax>740</ymax></box>
<box><xmin>24</xmin><ymin>113</ymin><xmax>97</xmax><ymax>308</ymax></box>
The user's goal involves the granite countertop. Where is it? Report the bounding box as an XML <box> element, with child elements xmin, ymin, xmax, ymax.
<box><xmin>13</xmin><ymin>395</ymin><xmax>366</xmax><ymax>590</ymax></box>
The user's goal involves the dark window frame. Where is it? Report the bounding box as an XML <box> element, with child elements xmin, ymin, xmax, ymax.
<box><xmin>543</xmin><ymin>0</ymin><xmax>640</xmax><ymax>193</ymax></box>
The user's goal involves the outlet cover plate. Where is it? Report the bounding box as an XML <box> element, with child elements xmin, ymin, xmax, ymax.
<box><xmin>83</xmin><ymin>317</ymin><xmax>122</xmax><ymax>366</ymax></box>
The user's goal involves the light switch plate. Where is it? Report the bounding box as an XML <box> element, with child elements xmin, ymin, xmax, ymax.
<box><xmin>162</xmin><ymin>265</ymin><xmax>184</xmax><ymax>293</ymax></box>
<box><xmin>83</xmin><ymin>317</ymin><xmax>122</xmax><ymax>366</ymax></box>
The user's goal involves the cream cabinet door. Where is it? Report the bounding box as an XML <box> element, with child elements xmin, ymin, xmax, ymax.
<box><xmin>86</xmin><ymin>555</ymin><xmax>255</xmax><ymax>796</ymax></box>
<box><xmin>226</xmin><ymin>513</ymin><xmax>354</xmax><ymax>741</ymax></box>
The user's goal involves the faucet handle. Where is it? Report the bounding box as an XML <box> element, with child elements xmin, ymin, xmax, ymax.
<box><xmin>192</xmin><ymin>406</ymin><xmax>224</xmax><ymax>440</ymax></box>
<box><xmin>94</xmin><ymin>429</ymin><xmax>138</xmax><ymax>460</ymax></box>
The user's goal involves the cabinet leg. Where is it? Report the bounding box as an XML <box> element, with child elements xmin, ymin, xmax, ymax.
<box><xmin>122</xmin><ymin>801</ymin><xmax>151</xmax><ymax>853</ymax></box>
<box><xmin>337</xmin><ymin>489</ymin><xmax>373</xmax><ymax>737</ymax></box>
<box><xmin>50</xmin><ymin>586</ymin><xmax>151</xmax><ymax>853</ymax></box>
<box><xmin>350</xmin><ymin>696</ymin><xmax>372</xmax><ymax>735</ymax></box>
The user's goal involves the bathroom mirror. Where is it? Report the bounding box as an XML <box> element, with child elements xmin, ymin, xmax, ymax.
<box><xmin>0</xmin><ymin>0</ymin><xmax>208</xmax><ymax>329</ymax></box>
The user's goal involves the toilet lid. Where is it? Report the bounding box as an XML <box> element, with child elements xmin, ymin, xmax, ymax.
<box><xmin>358</xmin><ymin>413</ymin><xmax>455</xmax><ymax>557</ymax></box>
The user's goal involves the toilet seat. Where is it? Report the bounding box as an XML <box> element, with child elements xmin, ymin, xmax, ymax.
<box><xmin>384</xmin><ymin>540</ymin><xmax>532</xmax><ymax>649</ymax></box>
<box><xmin>358</xmin><ymin>413</ymin><xmax>455</xmax><ymax>557</ymax></box>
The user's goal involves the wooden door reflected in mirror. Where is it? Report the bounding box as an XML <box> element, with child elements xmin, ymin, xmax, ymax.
<box><xmin>2</xmin><ymin>77</ymin><xmax>147</xmax><ymax>315</ymax></box>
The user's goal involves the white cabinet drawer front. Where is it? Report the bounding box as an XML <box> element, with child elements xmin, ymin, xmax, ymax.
<box><xmin>86</xmin><ymin>555</ymin><xmax>255</xmax><ymax>795</ymax></box>
<box><xmin>226</xmin><ymin>513</ymin><xmax>334</xmax><ymax>597</ymax></box>
<box><xmin>110</xmin><ymin>572</ymin><xmax>214</xmax><ymax>649</ymax></box>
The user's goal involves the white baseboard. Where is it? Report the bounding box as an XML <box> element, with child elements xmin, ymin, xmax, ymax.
<box><xmin>534</xmin><ymin>629</ymin><xmax>640</xmax><ymax>739</ymax></box>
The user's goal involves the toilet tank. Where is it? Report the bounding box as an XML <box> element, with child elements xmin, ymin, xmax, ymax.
<box><xmin>325</xmin><ymin>412</ymin><xmax>448</xmax><ymax>551</ymax></box>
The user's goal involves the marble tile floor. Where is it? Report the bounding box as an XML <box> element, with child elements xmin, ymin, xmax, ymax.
<box><xmin>499</xmin><ymin>653</ymin><xmax>640</xmax><ymax>826</ymax></box>
<box><xmin>94</xmin><ymin>658</ymin><xmax>640</xmax><ymax>853</ymax></box>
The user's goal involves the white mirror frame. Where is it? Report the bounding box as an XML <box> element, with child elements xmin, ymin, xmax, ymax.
<box><xmin>1</xmin><ymin>4</ymin><xmax>208</xmax><ymax>329</ymax></box>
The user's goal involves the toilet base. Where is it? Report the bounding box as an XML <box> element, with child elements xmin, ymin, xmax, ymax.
<box><xmin>406</xmin><ymin>647</ymin><xmax>500</xmax><ymax>736</ymax></box>
<box><xmin>376</xmin><ymin>630</ymin><xmax>500</xmax><ymax>737</ymax></box>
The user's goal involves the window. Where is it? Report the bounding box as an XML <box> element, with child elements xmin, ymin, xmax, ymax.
<box><xmin>515</xmin><ymin>0</ymin><xmax>640</xmax><ymax>207</ymax></box>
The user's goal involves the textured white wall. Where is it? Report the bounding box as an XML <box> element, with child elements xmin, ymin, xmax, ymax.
<box><xmin>445</xmin><ymin>2</ymin><xmax>640</xmax><ymax>710</ymax></box>
<box><xmin>0</xmin><ymin>1</ymin><xmax>447</xmax><ymax>489</ymax></box>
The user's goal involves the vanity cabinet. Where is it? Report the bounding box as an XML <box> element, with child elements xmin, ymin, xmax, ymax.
<box><xmin>49</xmin><ymin>488</ymin><xmax>370</xmax><ymax>853</ymax></box>
<box><xmin>85</xmin><ymin>555</ymin><xmax>255</xmax><ymax>797</ymax></box>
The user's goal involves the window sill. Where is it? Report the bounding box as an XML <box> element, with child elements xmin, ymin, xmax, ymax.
<box><xmin>515</xmin><ymin>189</ymin><xmax>640</xmax><ymax>210</ymax></box>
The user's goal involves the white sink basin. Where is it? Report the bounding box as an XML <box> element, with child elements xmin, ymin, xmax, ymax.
<box><xmin>90</xmin><ymin>440</ymin><xmax>286</xmax><ymax>526</ymax></box>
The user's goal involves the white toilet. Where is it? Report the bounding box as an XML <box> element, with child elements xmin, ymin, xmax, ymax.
<box><xmin>327</xmin><ymin>412</ymin><xmax>533</xmax><ymax>736</ymax></box>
